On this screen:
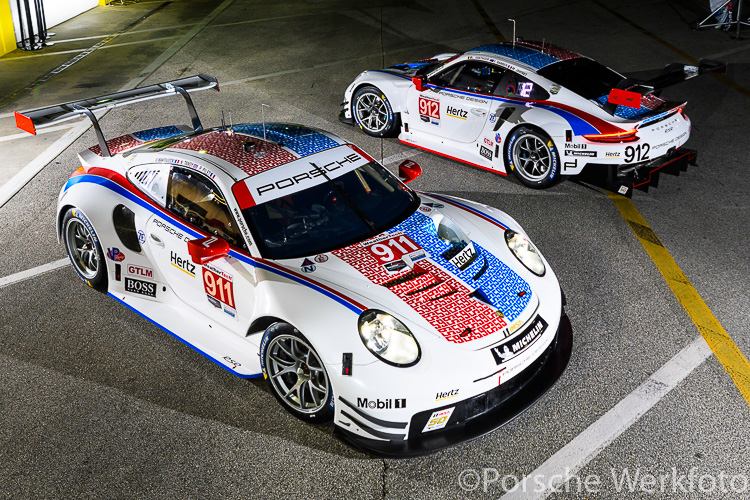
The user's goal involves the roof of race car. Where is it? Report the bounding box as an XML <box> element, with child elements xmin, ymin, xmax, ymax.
<box><xmin>466</xmin><ymin>41</ymin><xmax>583</xmax><ymax>70</ymax></box>
<box><xmin>89</xmin><ymin>123</ymin><xmax>346</xmax><ymax>178</ymax></box>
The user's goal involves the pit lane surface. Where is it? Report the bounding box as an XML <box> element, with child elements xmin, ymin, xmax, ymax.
<box><xmin>1</xmin><ymin>0</ymin><xmax>749</xmax><ymax>498</ymax></box>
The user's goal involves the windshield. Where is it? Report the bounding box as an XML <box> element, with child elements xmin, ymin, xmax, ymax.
<box><xmin>537</xmin><ymin>58</ymin><xmax>624</xmax><ymax>100</ymax></box>
<box><xmin>241</xmin><ymin>162</ymin><xmax>420</xmax><ymax>260</ymax></box>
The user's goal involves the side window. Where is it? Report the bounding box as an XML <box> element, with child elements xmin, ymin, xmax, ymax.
<box><xmin>431</xmin><ymin>61</ymin><xmax>505</xmax><ymax>94</ymax></box>
<box><xmin>167</xmin><ymin>167</ymin><xmax>244</xmax><ymax>249</ymax></box>
<box><xmin>128</xmin><ymin>164</ymin><xmax>169</xmax><ymax>206</ymax></box>
<box><xmin>495</xmin><ymin>71</ymin><xmax>550</xmax><ymax>100</ymax></box>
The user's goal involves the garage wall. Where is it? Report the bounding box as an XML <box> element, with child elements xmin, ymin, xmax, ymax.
<box><xmin>7</xmin><ymin>0</ymin><xmax>98</xmax><ymax>45</ymax></box>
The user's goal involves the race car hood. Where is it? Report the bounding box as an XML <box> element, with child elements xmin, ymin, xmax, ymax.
<box><xmin>274</xmin><ymin>195</ymin><xmax>543</xmax><ymax>350</ymax></box>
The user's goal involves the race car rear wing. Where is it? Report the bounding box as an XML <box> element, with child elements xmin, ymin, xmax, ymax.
<box><xmin>604</xmin><ymin>59</ymin><xmax>726</xmax><ymax>114</ymax></box>
<box><xmin>15</xmin><ymin>74</ymin><xmax>219</xmax><ymax>157</ymax></box>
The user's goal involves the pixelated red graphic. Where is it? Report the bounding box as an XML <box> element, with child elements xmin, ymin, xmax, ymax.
<box><xmin>640</xmin><ymin>94</ymin><xmax>664</xmax><ymax>111</ymax></box>
<box><xmin>171</xmin><ymin>132</ymin><xmax>297</xmax><ymax>176</ymax></box>
<box><xmin>333</xmin><ymin>241</ymin><xmax>507</xmax><ymax>344</ymax></box>
<box><xmin>516</xmin><ymin>41</ymin><xmax>582</xmax><ymax>61</ymax></box>
<box><xmin>89</xmin><ymin>134</ymin><xmax>144</xmax><ymax>156</ymax></box>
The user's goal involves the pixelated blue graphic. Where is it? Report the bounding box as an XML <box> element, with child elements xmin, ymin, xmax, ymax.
<box><xmin>470</xmin><ymin>44</ymin><xmax>559</xmax><ymax>69</ymax></box>
<box><xmin>593</xmin><ymin>96</ymin><xmax>654</xmax><ymax>120</ymax></box>
<box><xmin>233</xmin><ymin>124</ymin><xmax>340</xmax><ymax>157</ymax></box>
<box><xmin>388</xmin><ymin>211</ymin><xmax>532</xmax><ymax>322</ymax></box>
<box><xmin>131</xmin><ymin>126</ymin><xmax>184</xmax><ymax>142</ymax></box>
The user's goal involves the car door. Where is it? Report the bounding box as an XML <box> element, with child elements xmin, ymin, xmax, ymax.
<box><xmin>407</xmin><ymin>60</ymin><xmax>503</xmax><ymax>143</ymax></box>
<box><xmin>146</xmin><ymin>166</ymin><xmax>257</xmax><ymax>331</ymax></box>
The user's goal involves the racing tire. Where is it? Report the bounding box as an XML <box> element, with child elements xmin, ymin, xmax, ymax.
<box><xmin>62</xmin><ymin>208</ymin><xmax>108</xmax><ymax>292</ymax></box>
<box><xmin>352</xmin><ymin>85</ymin><xmax>400</xmax><ymax>137</ymax></box>
<box><xmin>506</xmin><ymin>127</ymin><xmax>560</xmax><ymax>189</ymax></box>
<box><xmin>260</xmin><ymin>323</ymin><xmax>334</xmax><ymax>422</ymax></box>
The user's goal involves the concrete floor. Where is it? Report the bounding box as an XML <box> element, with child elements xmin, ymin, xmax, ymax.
<box><xmin>1</xmin><ymin>0</ymin><xmax>749</xmax><ymax>498</ymax></box>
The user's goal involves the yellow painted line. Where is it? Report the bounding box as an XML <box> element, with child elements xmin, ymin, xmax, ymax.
<box><xmin>608</xmin><ymin>192</ymin><xmax>750</xmax><ymax>407</ymax></box>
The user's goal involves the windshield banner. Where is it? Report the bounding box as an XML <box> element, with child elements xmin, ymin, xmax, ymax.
<box><xmin>232</xmin><ymin>145</ymin><xmax>371</xmax><ymax>209</ymax></box>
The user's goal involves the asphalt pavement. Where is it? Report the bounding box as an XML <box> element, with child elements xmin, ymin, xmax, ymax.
<box><xmin>0</xmin><ymin>0</ymin><xmax>749</xmax><ymax>498</ymax></box>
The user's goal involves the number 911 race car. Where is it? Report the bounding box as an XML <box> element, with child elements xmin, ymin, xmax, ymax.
<box><xmin>340</xmin><ymin>40</ymin><xmax>725</xmax><ymax>196</ymax></box>
<box><xmin>16</xmin><ymin>75</ymin><xmax>572</xmax><ymax>456</ymax></box>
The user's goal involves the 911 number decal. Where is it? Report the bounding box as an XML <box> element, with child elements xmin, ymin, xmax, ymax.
<box><xmin>624</xmin><ymin>144</ymin><xmax>650</xmax><ymax>163</ymax></box>
<box><xmin>203</xmin><ymin>265</ymin><xmax>236</xmax><ymax>318</ymax></box>
<box><xmin>367</xmin><ymin>234</ymin><xmax>421</xmax><ymax>264</ymax></box>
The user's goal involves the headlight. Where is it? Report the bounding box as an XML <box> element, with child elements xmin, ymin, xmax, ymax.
<box><xmin>358</xmin><ymin>310</ymin><xmax>420</xmax><ymax>367</ymax></box>
<box><xmin>505</xmin><ymin>229</ymin><xmax>545</xmax><ymax>276</ymax></box>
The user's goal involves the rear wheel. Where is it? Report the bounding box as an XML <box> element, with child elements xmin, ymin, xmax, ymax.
<box><xmin>506</xmin><ymin>127</ymin><xmax>560</xmax><ymax>189</ymax></box>
<box><xmin>352</xmin><ymin>85</ymin><xmax>400</xmax><ymax>137</ymax></box>
<box><xmin>261</xmin><ymin>323</ymin><xmax>333</xmax><ymax>422</ymax></box>
<box><xmin>62</xmin><ymin>208</ymin><xmax>107</xmax><ymax>292</ymax></box>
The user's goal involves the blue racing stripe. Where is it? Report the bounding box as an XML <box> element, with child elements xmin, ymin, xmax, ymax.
<box><xmin>232</xmin><ymin>124</ymin><xmax>340</xmax><ymax>157</ymax></box>
<box><xmin>109</xmin><ymin>293</ymin><xmax>262</xmax><ymax>379</ymax></box>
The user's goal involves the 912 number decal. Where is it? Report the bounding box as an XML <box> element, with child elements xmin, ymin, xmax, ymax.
<box><xmin>624</xmin><ymin>144</ymin><xmax>650</xmax><ymax>163</ymax></box>
<box><xmin>418</xmin><ymin>96</ymin><xmax>439</xmax><ymax>119</ymax></box>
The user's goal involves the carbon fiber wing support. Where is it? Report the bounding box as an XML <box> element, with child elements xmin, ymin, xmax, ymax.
<box><xmin>14</xmin><ymin>74</ymin><xmax>219</xmax><ymax>157</ymax></box>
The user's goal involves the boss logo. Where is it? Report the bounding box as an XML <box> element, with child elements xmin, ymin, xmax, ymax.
<box><xmin>357</xmin><ymin>398</ymin><xmax>406</xmax><ymax>409</ymax></box>
<box><xmin>125</xmin><ymin>277</ymin><xmax>156</xmax><ymax>297</ymax></box>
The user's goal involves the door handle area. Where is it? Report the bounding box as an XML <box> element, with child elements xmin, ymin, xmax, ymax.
<box><xmin>471</xmin><ymin>108</ymin><xmax>486</xmax><ymax>117</ymax></box>
<box><xmin>150</xmin><ymin>233</ymin><xmax>164</xmax><ymax>247</ymax></box>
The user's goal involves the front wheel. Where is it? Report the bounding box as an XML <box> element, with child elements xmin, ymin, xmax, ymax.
<box><xmin>506</xmin><ymin>127</ymin><xmax>560</xmax><ymax>189</ymax></box>
<box><xmin>62</xmin><ymin>208</ymin><xmax>108</xmax><ymax>292</ymax></box>
<box><xmin>260</xmin><ymin>323</ymin><xmax>333</xmax><ymax>422</ymax></box>
<box><xmin>352</xmin><ymin>85</ymin><xmax>400</xmax><ymax>137</ymax></box>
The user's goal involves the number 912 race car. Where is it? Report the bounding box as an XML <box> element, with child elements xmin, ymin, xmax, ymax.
<box><xmin>340</xmin><ymin>40</ymin><xmax>725</xmax><ymax>196</ymax></box>
<box><xmin>16</xmin><ymin>75</ymin><xmax>572</xmax><ymax>456</ymax></box>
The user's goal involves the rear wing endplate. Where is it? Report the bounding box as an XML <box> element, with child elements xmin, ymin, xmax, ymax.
<box><xmin>604</xmin><ymin>59</ymin><xmax>726</xmax><ymax>114</ymax></box>
<box><xmin>15</xmin><ymin>74</ymin><xmax>219</xmax><ymax>157</ymax></box>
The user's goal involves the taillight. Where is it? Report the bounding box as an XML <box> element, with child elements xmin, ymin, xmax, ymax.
<box><xmin>583</xmin><ymin>129</ymin><xmax>638</xmax><ymax>143</ymax></box>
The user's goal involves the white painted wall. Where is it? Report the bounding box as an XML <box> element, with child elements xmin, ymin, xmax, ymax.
<box><xmin>9</xmin><ymin>0</ymin><xmax>98</xmax><ymax>43</ymax></box>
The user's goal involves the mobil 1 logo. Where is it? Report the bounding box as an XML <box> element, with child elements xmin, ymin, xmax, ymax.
<box><xmin>125</xmin><ymin>277</ymin><xmax>157</xmax><ymax>297</ymax></box>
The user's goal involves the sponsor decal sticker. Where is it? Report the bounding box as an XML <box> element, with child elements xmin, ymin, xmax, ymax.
<box><xmin>490</xmin><ymin>315</ymin><xmax>548</xmax><ymax>365</ymax></box>
<box><xmin>605</xmin><ymin>152</ymin><xmax>621</xmax><ymax>158</ymax></box>
<box><xmin>495</xmin><ymin>133</ymin><xmax>502</xmax><ymax>144</ymax></box>
<box><xmin>124</xmin><ymin>277</ymin><xmax>156</xmax><ymax>297</ymax></box>
<box><xmin>423</xmin><ymin>407</ymin><xmax>454</xmax><ymax>432</ymax></box>
<box><xmin>449</xmin><ymin>242</ymin><xmax>477</xmax><ymax>270</ymax></box>
<box><xmin>479</xmin><ymin>146</ymin><xmax>493</xmax><ymax>160</ymax></box>
<box><xmin>446</xmin><ymin>105</ymin><xmax>468</xmax><ymax>120</ymax></box>
<box><xmin>483</xmin><ymin>137</ymin><xmax>493</xmax><ymax>147</ymax></box>
<box><xmin>155</xmin><ymin>219</ymin><xmax>186</xmax><ymax>240</ymax></box>
<box><xmin>301</xmin><ymin>258</ymin><xmax>316</xmax><ymax>273</ymax></box>
<box><xmin>489</xmin><ymin>113</ymin><xmax>497</xmax><ymax>123</ymax></box>
<box><xmin>223</xmin><ymin>356</ymin><xmax>241</xmax><ymax>370</ymax></box>
<box><xmin>549</xmin><ymin>85</ymin><xmax>560</xmax><ymax>95</ymax></box>
<box><xmin>566</xmin><ymin>150</ymin><xmax>597</xmax><ymax>157</ymax></box>
<box><xmin>137</xmin><ymin>230</ymin><xmax>146</xmax><ymax>244</ymax></box>
<box><xmin>356</xmin><ymin>398</ymin><xmax>406</xmax><ymax>409</ymax></box>
<box><xmin>107</xmin><ymin>248</ymin><xmax>125</xmax><ymax>262</ymax></box>
<box><xmin>435</xmin><ymin>389</ymin><xmax>460</xmax><ymax>401</ymax></box>
<box><xmin>314</xmin><ymin>254</ymin><xmax>329</xmax><ymax>263</ymax></box>
<box><xmin>170</xmin><ymin>251</ymin><xmax>196</xmax><ymax>277</ymax></box>
<box><xmin>127</xmin><ymin>264</ymin><xmax>153</xmax><ymax>278</ymax></box>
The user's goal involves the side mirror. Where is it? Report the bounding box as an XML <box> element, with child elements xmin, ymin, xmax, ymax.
<box><xmin>412</xmin><ymin>75</ymin><xmax>426</xmax><ymax>92</ymax></box>
<box><xmin>398</xmin><ymin>160</ymin><xmax>422</xmax><ymax>184</ymax></box>
<box><xmin>188</xmin><ymin>236</ymin><xmax>229</xmax><ymax>264</ymax></box>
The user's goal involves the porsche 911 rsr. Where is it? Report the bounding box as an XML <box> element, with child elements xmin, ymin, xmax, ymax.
<box><xmin>340</xmin><ymin>41</ymin><xmax>724</xmax><ymax>196</ymax></box>
<box><xmin>16</xmin><ymin>75</ymin><xmax>572</xmax><ymax>456</ymax></box>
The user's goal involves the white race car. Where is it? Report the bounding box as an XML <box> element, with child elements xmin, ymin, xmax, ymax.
<box><xmin>16</xmin><ymin>75</ymin><xmax>572</xmax><ymax>456</ymax></box>
<box><xmin>341</xmin><ymin>41</ymin><xmax>724</xmax><ymax>195</ymax></box>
